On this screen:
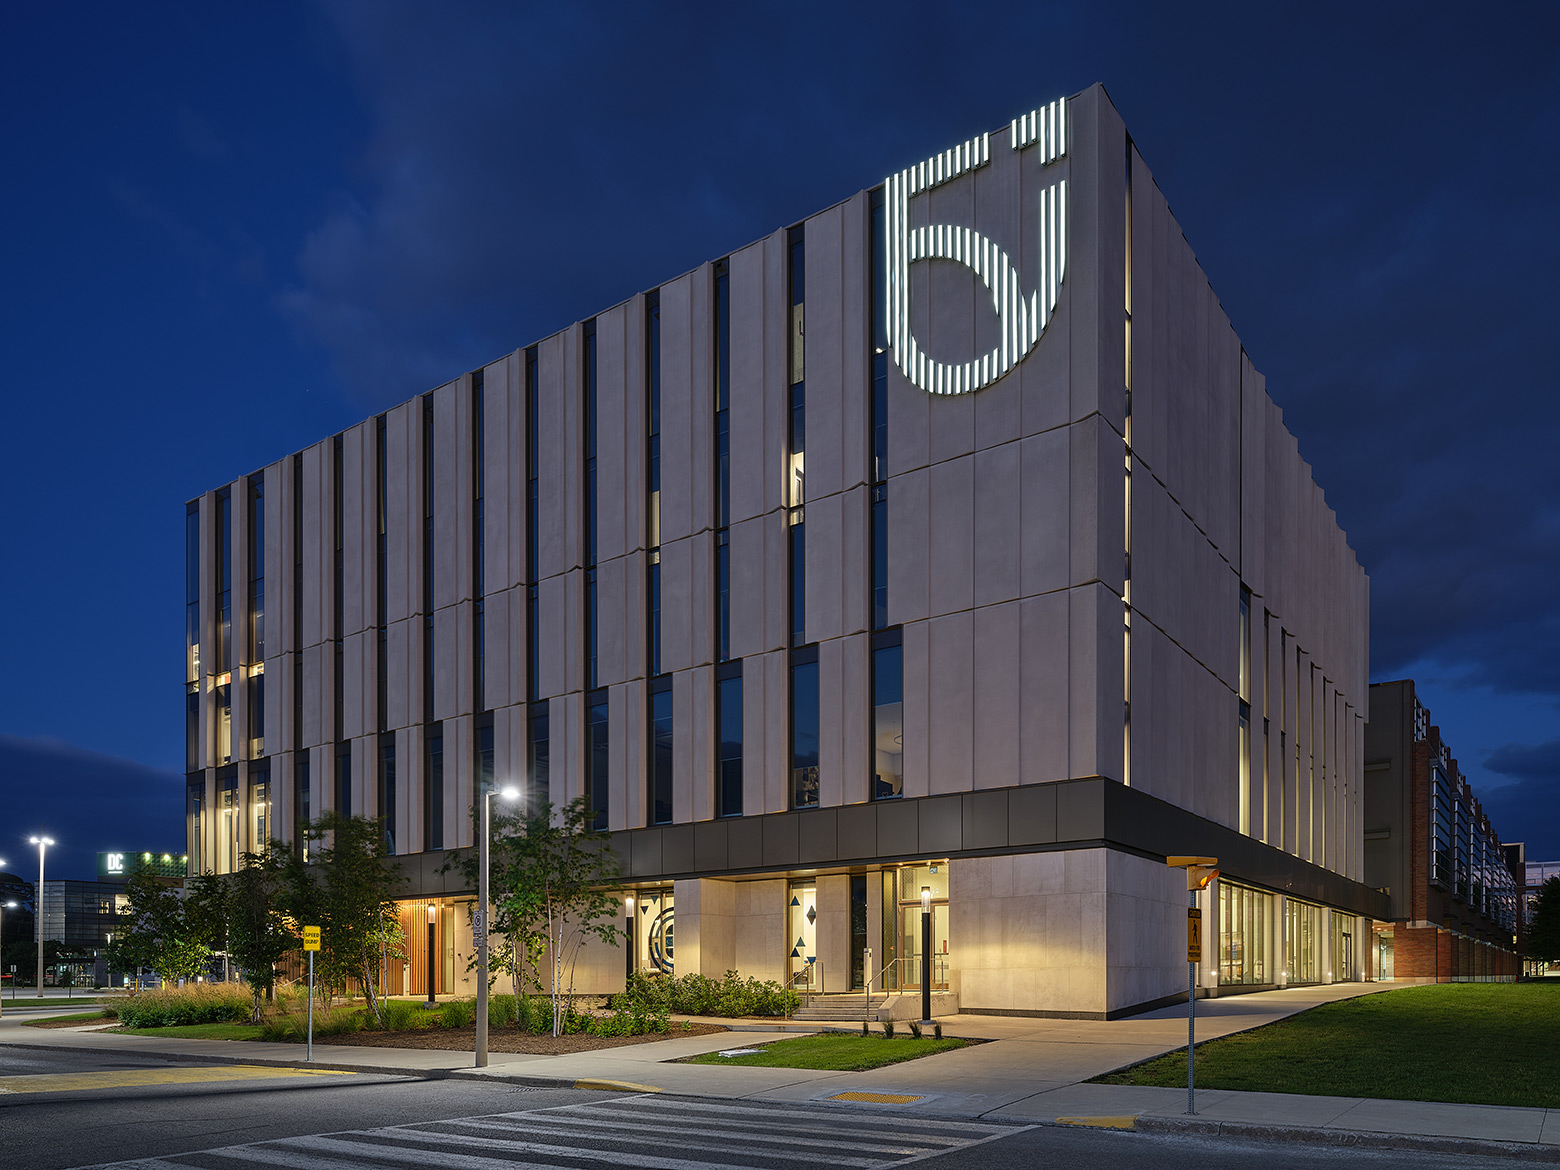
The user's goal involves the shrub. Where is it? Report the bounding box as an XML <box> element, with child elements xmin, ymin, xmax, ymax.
<box><xmin>616</xmin><ymin>970</ymin><xmax>800</xmax><ymax>1018</ymax></box>
<box><xmin>258</xmin><ymin>1006</ymin><xmax>364</xmax><ymax>1042</ymax></box>
<box><xmin>861</xmin><ymin>1019</ymin><xmax>869</xmax><ymax>1036</ymax></box>
<box><xmin>882</xmin><ymin>1019</ymin><xmax>896</xmax><ymax>1038</ymax></box>
<box><xmin>908</xmin><ymin>1020</ymin><xmax>923</xmax><ymax>1040</ymax></box>
<box><xmin>487</xmin><ymin>994</ymin><xmax>516</xmax><ymax>1029</ymax></box>
<box><xmin>933</xmin><ymin>1021</ymin><xmax>942</xmax><ymax>1040</ymax></box>
<box><xmin>377</xmin><ymin>999</ymin><xmax>424</xmax><ymax>1032</ymax></box>
<box><xmin>116</xmin><ymin>984</ymin><xmax>253</xmax><ymax>1029</ymax></box>
<box><xmin>585</xmin><ymin>1005</ymin><xmax>671</xmax><ymax>1037</ymax></box>
<box><xmin>438</xmin><ymin>999</ymin><xmax>476</xmax><ymax>1029</ymax></box>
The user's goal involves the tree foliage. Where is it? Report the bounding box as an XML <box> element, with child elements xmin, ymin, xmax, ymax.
<box><xmin>282</xmin><ymin>812</ymin><xmax>405</xmax><ymax>1025</ymax></box>
<box><xmin>1527</xmin><ymin>876</ymin><xmax>1560</xmax><ymax>963</ymax></box>
<box><xmin>111</xmin><ymin>866</ymin><xmax>217</xmax><ymax>983</ymax></box>
<box><xmin>450</xmin><ymin>796</ymin><xmax>622</xmax><ymax>1036</ymax></box>
<box><xmin>223</xmin><ymin>846</ymin><xmax>297</xmax><ymax>1021</ymax></box>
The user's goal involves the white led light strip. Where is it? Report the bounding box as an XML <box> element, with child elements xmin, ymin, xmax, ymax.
<box><xmin>886</xmin><ymin>97</ymin><xmax>1068</xmax><ymax>396</ymax></box>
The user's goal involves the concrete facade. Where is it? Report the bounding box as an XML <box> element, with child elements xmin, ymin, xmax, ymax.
<box><xmin>184</xmin><ymin>85</ymin><xmax>1380</xmax><ymax>1017</ymax></box>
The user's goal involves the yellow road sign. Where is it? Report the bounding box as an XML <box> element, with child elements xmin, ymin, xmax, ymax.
<box><xmin>302</xmin><ymin>925</ymin><xmax>321</xmax><ymax>951</ymax></box>
<box><xmin>1187</xmin><ymin>907</ymin><xmax>1203</xmax><ymax>963</ymax></box>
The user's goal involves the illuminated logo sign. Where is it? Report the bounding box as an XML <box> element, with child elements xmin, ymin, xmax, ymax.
<box><xmin>884</xmin><ymin>97</ymin><xmax>1068</xmax><ymax>396</ymax></box>
<box><xmin>98</xmin><ymin>851</ymin><xmax>187</xmax><ymax>879</ymax></box>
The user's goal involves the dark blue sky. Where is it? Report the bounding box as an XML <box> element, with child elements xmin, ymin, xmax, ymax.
<box><xmin>2</xmin><ymin>2</ymin><xmax>1556</xmax><ymax>879</ymax></box>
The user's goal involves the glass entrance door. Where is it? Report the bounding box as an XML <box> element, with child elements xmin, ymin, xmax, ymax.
<box><xmin>898</xmin><ymin>903</ymin><xmax>949</xmax><ymax>989</ymax></box>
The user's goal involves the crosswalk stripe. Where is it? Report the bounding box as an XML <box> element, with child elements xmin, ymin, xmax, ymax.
<box><xmin>514</xmin><ymin>1104</ymin><xmax>961</xmax><ymax>1150</ymax></box>
<box><xmin>434</xmin><ymin>1117</ymin><xmax>898</xmax><ymax>1164</ymax></box>
<box><xmin>84</xmin><ymin>1094</ymin><xmax>1031</xmax><ymax>1170</ymax></box>
<box><xmin>587</xmin><ymin>1096</ymin><xmax>1003</xmax><ymax>1136</ymax></box>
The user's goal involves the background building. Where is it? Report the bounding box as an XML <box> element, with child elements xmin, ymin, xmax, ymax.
<box><xmin>1363</xmin><ymin>680</ymin><xmax>1522</xmax><ymax>981</ymax></box>
<box><xmin>183</xmin><ymin>84</ymin><xmax>1382</xmax><ymax>1017</ymax></box>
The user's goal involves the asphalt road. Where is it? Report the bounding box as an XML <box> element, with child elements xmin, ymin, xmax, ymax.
<box><xmin>0</xmin><ymin>1045</ymin><xmax>1528</xmax><ymax>1170</ymax></box>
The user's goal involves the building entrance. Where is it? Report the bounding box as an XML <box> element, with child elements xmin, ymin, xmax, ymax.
<box><xmin>884</xmin><ymin>863</ymin><xmax>949</xmax><ymax>991</ymax></box>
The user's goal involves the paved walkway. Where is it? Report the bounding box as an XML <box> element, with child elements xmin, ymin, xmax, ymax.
<box><xmin>4</xmin><ymin>982</ymin><xmax>1554</xmax><ymax>1159</ymax></box>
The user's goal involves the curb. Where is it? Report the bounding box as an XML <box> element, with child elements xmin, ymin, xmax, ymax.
<box><xmin>0</xmin><ymin>1038</ymin><xmax>663</xmax><ymax>1095</ymax></box>
<box><xmin>1132</xmin><ymin>1115</ymin><xmax>1560</xmax><ymax>1163</ymax></box>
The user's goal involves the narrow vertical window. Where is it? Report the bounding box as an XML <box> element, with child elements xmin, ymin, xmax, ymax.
<box><xmin>292</xmin><ymin>454</ymin><xmax>304</xmax><ymax>758</ymax></box>
<box><xmin>186</xmin><ymin>501</ymin><xmax>201</xmax><ymax>683</ymax></box>
<box><xmin>587</xmin><ymin>693</ymin><xmax>609</xmax><ymax>830</ymax></box>
<box><xmin>376</xmin><ymin>415</ymin><xmax>388</xmax><ymax>732</ymax></box>
<box><xmin>472</xmin><ymin>371</ymin><xmax>486</xmax><ymax>714</ymax></box>
<box><xmin>528</xmin><ymin>702</ymin><xmax>550</xmax><ymax>813</ymax></box>
<box><xmin>248</xmin><ymin>473</ymin><xmax>266</xmax><ymax>662</ymax></box>
<box><xmin>650</xmin><ymin>682</ymin><xmax>673</xmax><ymax>825</ymax></box>
<box><xmin>335</xmin><ymin>740</ymin><xmax>351</xmax><ymax>818</ymax></box>
<box><xmin>422</xmin><ymin>399</ymin><xmax>435</xmax><ymax>724</ymax></box>
<box><xmin>714</xmin><ymin>261</ymin><xmax>732</xmax><ymax>660</ymax></box>
<box><xmin>248</xmin><ymin>472</ymin><xmax>266</xmax><ymax>758</ymax></box>
<box><xmin>869</xmin><ymin>190</ymin><xmax>889</xmax><ymax>629</ymax></box>
<box><xmin>1122</xmin><ymin>146</ymin><xmax>1134</xmax><ymax>787</ymax></box>
<box><xmin>790</xmin><ymin>650</ymin><xmax>819</xmax><ymax>808</ymax></box>
<box><xmin>216</xmin><ymin>488</ymin><xmax>232</xmax><ymax>673</ymax></box>
<box><xmin>872</xmin><ymin>635</ymin><xmax>903</xmax><ymax>800</ymax></box>
<box><xmin>1239</xmin><ymin>585</ymin><xmax>1252</xmax><ymax>836</ymax></box>
<box><xmin>425</xmin><ymin>723</ymin><xmax>444</xmax><ymax>851</ymax></box>
<box><xmin>378</xmin><ymin>734</ymin><xmax>396</xmax><ymax>853</ymax></box>
<box><xmin>525</xmin><ymin>347</ymin><xmax>540</xmax><ymax>699</ymax></box>
<box><xmin>216</xmin><ymin>487</ymin><xmax>233</xmax><ymax>765</ymax></box>
<box><xmin>186</xmin><ymin>499</ymin><xmax>200</xmax><ymax>773</ymax></box>
<box><xmin>584</xmin><ymin>321</ymin><xmax>599</xmax><ymax>691</ymax></box>
<box><xmin>787</xmin><ymin>225</ymin><xmax>806</xmax><ymax>647</ymax></box>
<box><xmin>716</xmin><ymin>664</ymin><xmax>742</xmax><ymax>817</ymax></box>
<box><xmin>250</xmin><ymin>762</ymin><xmax>270</xmax><ymax>848</ymax></box>
<box><xmin>646</xmin><ymin>294</ymin><xmax>662</xmax><ymax>677</ymax></box>
<box><xmin>218</xmin><ymin>767</ymin><xmax>238</xmax><ymax>872</ymax></box>
<box><xmin>186</xmin><ymin>777</ymin><xmax>204</xmax><ymax>875</ymax></box>
<box><xmin>293</xmin><ymin>754</ymin><xmax>310</xmax><ymax>861</ymax></box>
<box><xmin>333</xmin><ymin>435</ymin><xmax>344</xmax><ymax>740</ymax></box>
<box><xmin>475</xmin><ymin>711</ymin><xmax>494</xmax><ymax>797</ymax></box>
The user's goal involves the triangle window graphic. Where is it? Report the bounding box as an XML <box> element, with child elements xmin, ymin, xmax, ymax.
<box><xmin>790</xmin><ymin>896</ymin><xmax>800</xmax><ymax>907</ymax></box>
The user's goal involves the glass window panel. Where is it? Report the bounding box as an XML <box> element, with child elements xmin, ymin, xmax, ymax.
<box><xmin>717</xmin><ymin>674</ymin><xmax>742</xmax><ymax>818</ymax></box>
<box><xmin>790</xmin><ymin>660</ymin><xmax>819</xmax><ymax>808</ymax></box>
<box><xmin>651</xmin><ymin>689</ymin><xmax>673</xmax><ymax>826</ymax></box>
<box><xmin>873</xmin><ymin>644</ymin><xmax>903</xmax><ymax>800</ymax></box>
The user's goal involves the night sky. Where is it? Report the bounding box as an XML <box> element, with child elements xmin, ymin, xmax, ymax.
<box><xmin>2</xmin><ymin>3</ymin><xmax>1556</xmax><ymax>880</ymax></box>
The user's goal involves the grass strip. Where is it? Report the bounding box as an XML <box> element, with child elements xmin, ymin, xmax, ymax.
<box><xmin>1094</xmin><ymin>983</ymin><xmax>1560</xmax><ymax>1108</ymax></box>
<box><xmin>111</xmin><ymin>1023</ymin><xmax>266</xmax><ymax>1041</ymax></box>
<box><xmin>685</xmin><ymin>1033</ymin><xmax>967</xmax><ymax>1071</ymax></box>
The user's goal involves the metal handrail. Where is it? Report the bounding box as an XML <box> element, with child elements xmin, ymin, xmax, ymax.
<box><xmin>863</xmin><ymin>954</ymin><xmax>950</xmax><ymax>995</ymax></box>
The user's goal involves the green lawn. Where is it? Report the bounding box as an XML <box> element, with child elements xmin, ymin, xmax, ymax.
<box><xmin>686</xmin><ymin>1033</ymin><xmax>967</xmax><ymax>1071</ymax></box>
<box><xmin>3</xmin><ymin>997</ymin><xmax>115</xmax><ymax>1009</ymax></box>
<box><xmin>112</xmin><ymin>1022</ymin><xmax>265</xmax><ymax>1041</ymax></box>
<box><xmin>21</xmin><ymin>1011</ymin><xmax>112</xmax><ymax>1025</ymax></box>
<box><xmin>1095</xmin><ymin>983</ymin><xmax>1560</xmax><ymax>1108</ymax></box>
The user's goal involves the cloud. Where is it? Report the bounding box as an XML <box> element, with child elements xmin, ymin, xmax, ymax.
<box><xmin>0</xmin><ymin>736</ymin><xmax>184</xmax><ymax>881</ymax></box>
<box><xmin>1487</xmin><ymin>740</ymin><xmax>1560</xmax><ymax>783</ymax></box>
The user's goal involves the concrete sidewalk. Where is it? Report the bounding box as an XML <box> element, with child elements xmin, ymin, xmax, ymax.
<box><xmin>4</xmin><ymin>982</ymin><xmax>1554</xmax><ymax>1159</ymax></box>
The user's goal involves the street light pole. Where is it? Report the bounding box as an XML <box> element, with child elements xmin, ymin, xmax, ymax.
<box><xmin>0</xmin><ymin>896</ymin><xmax>14</xmax><ymax>1018</ymax></box>
<box><xmin>425</xmin><ymin>904</ymin><xmax>437</xmax><ymax>1008</ymax></box>
<box><xmin>476</xmin><ymin>785</ymin><xmax>521</xmax><ymax>1068</ymax></box>
<box><xmin>920</xmin><ymin>886</ymin><xmax>932</xmax><ymax>1027</ymax></box>
<box><xmin>29</xmin><ymin>837</ymin><xmax>53</xmax><ymax>999</ymax></box>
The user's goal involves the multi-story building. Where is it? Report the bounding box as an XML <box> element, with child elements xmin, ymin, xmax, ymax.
<box><xmin>182</xmin><ymin>84</ymin><xmax>1384</xmax><ymax>1018</ymax></box>
<box><xmin>1363</xmin><ymin>680</ymin><xmax>1522</xmax><ymax>981</ymax></box>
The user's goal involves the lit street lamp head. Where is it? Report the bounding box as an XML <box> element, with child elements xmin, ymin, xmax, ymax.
<box><xmin>29</xmin><ymin>837</ymin><xmax>54</xmax><ymax>847</ymax></box>
<box><xmin>499</xmin><ymin>786</ymin><xmax>521</xmax><ymax>801</ymax></box>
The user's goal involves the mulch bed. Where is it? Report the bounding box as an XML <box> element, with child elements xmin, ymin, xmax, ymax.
<box><xmin>24</xmin><ymin>1017</ymin><xmax>112</xmax><ymax>1029</ymax></box>
<box><xmin>312</xmin><ymin>1022</ymin><xmax>728</xmax><ymax>1054</ymax></box>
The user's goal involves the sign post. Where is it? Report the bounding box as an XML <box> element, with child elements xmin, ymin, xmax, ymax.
<box><xmin>302</xmin><ymin>926</ymin><xmax>321</xmax><ymax>1063</ymax></box>
<box><xmin>1166</xmin><ymin>856</ymin><xmax>1219</xmax><ymax>1116</ymax></box>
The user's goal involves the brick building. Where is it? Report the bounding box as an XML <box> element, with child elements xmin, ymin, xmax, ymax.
<box><xmin>1363</xmin><ymin>680</ymin><xmax>1522</xmax><ymax>981</ymax></box>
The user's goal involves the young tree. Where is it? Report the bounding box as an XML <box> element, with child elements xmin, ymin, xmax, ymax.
<box><xmin>113</xmin><ymin>866</ymin><xmax>217</xmax><ymax>984</ymax></box>
<box><xmin>283</xmin><ymin>812</ymin><xmax>405</xmax><ymax>1026</ymax></box>
<box><xmin>1527</xmin><ymin>876</ymin><xmax>1560</xmax><ymax>965</ymax></box>
<box><xmin>452</xmin><ymin>796</ymin><xmax>623</xmax><ymax>1036</ymax></box>
<box><xmin>225</xmin><ymin>847</ymin><xmax>298</xmax><ymax>1021</ymax></box>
